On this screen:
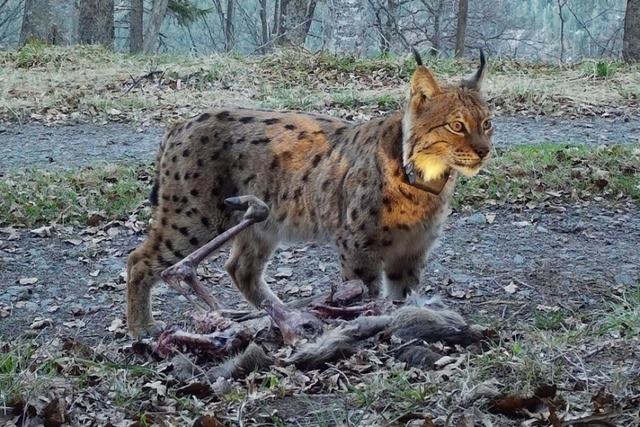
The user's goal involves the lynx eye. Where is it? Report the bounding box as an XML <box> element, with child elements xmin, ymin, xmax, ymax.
<box><xmin>482</xmin><ymin>119</ymin><xmax>493</xmax><ymax>131</ymax></box>
<box><xmin>449</xmin><ymin>121</ymin><xmax>465</xmax><ymax>133</ymax></box>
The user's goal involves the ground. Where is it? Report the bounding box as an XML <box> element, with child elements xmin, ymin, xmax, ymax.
<box><xmin>1</xmin><ymin>46</ymin><xmax>639</xmax><ymax>426</ymax></box>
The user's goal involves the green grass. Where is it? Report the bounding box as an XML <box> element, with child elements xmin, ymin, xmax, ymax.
<box><xmin>329</xmin><ymin>91</ymin><xmax>402</xmax><ymax>110</ymax></box>
<box><xmin>0</xmin><ymin>164</ymin><xmax>152</xmax><ymax>227</ymax></box>
<box><xmin>598</xmin><ymin>284</ymin><xmax>640</xmax><ymax>337</ymax></box>
<box><xmin>258</xmin><ymin>87</ymin><xmax>321</xmax><ymax>110</ymax></box>
<box><xmin>456</xmin><ymin>143</ymin><xmax>640</xmax><ymax>208</ymax></box>
<box><xmin>1</xmin><ymin>143</ymin><xmax>638</xmax><ymax>228</ymax></box>
<box><xmin>533</xmin><ymin>309</ymin><xmax>567</xmax><ymax>331</ymax></box>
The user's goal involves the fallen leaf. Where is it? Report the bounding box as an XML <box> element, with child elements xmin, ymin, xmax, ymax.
<box><xmin>275</xmin><ymin>267</ymin><xmax>293</xmax><ymax>278</ymax></box>
<box><xmin>193</xmin><ymin>415</ymin><xmax>224</xmax><ymax>427</ymax></box>
<box><xmin>175</xmin><ymin>382</ymin><xmax>214</xmax><ymax>399</ymax></box>
<box><xmin>41</xmin><ymin>397</ymin><xmax>66</xmax><ymax>427</ymax></box>
<box><xmin>144</xmin><ymin>380</ymin><xmax>167</xmax><ymax>397</ymax></box>
<box><xmin>591</xmin><ymin>387</ymin><xmax>615</xmax><ymax>411</ymax></box>
<box><xmin>30</xmin><ymin>318</ymin><xmax>53</xmax><ymax>329</ymax></box>
<box><xmin>433</xmin><ymin>355</ymin><xmax>456</xmax><ymax>368</ymax></box>
<box><xmin>86</xmin><ymin>212</ymin><xmax>106</xmax><ymax>226</ymax></box>
<box><xmin>503</xmin><ymin>282</ymin><xmax>518</xmax><ymax>294</ymax></box>
<box><xmin>489</xmin><ymin>395</ymin><xmax>542</xmax><ymax>415</ymax></box>
<box><xmin>30</xmin><ymin>225</ymin><xmax>54</xmax><ymax>237</ymax></box>
<box><xmin>63</xmin><ymin>319</ymin><xmax>86</xmax><ymax>328</ymax></box>
<box><xmin>107</xmin><ymin>318</ymin><xmax>124</xmax><ymax>332</ymax></box>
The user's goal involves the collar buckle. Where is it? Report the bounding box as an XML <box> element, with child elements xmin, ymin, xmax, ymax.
<box><xmin>403</xmin><ymin>164</ymin><xmax>450</xmax><ymax>195</ymax></box>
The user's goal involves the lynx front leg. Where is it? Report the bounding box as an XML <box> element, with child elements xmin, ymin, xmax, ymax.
<box><xmin>382</xmin><ymin>251</ymin><xmax>425</xmax><ymax>300</ymax></box>
<box><xmin>226</xmin><ymin>230</ymin><xmax>323</xmax><ymax>345</ymax></box>
<box><xmin>338</xmin><ymin>247</ymin><xmax>383</xmax><ymax>298</ymax></box>
<box><xmin>224</xmin><ymin>226</ymin><xmax>281</xmax><ymax>307</ymax></box>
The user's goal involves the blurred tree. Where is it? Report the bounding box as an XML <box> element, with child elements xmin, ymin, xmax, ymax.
<box><xmin>259</xmin><ymin>0</ymin><xmax>270</xmax><ymax>52</ymax></box>
<box><xmin>329</xmin><ymin>0</ymin><xmax>365</xmax><ymax>55</ymax></box>
<box><xmin>19</xmin><ymin>0</ymin><xmax>77</xmax><ymax>46</ymax></box>
<box><xmin>623</xmin><ymin>0</ymin><xmax>639</xmax><ymax>61</ymax></box>
<box><xmin>557</xmin><ymin>0</ymin><xmax>568</xmax><ymax>62</ymax></box>
<box><xmin>212</xmin><ymin>0</ymin><xmax>235</xmax><ymax>51</ymax></box>
<box><xmin>275</xmin><ymin>0</ymin><xmax>317</xmax><ymax>47</ymax></box>
<box><xmin>454</xmin><ymin>0</ymin><xmax>468</xmax><ymax>57</ymax></box>
<box><xmin>369</xmin><ymin>0</ymin><xmax>400</xmax><ymax>56</ymax></box>
<box><xmin>130</xmin><ymin>0</ymin><xmax>144</xmax><ymax>53</ymax></box>
<box><xmin>79</xmin><ymin>0</ymin><xmax>114</xmax><ymax>47</ymax></box>
<box><xmin>423</xmin><ymin>0</ymin><xmax>444</xmax><ymax>56</ymax></box>
<box><xmin>143</xmin><ymin>0</ymin><xmax>170</xmax><ymax>52</ymax></box>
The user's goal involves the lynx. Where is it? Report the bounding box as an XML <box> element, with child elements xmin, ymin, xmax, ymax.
<box><xmin>126</xmin><ymin>52</ymin><xmax>493</xmax><ymax>337</ymax></box>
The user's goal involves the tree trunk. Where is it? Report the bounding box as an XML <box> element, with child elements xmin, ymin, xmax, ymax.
<box><xmin>224</xmin><ymin>0</ymin><xmax>234</xmax><ymax>51</ymax></box>
<box><xmin>454</xmin><ymin>0</ymin><xmax>468</xmax><ymax>58</ymax></box>
<box><xmin>557</xmin><ymin>0</ymin><xmax>567</xmax><ymax>62</ymax></box>
<box><xmin>329</xmin><ymin>0</ymin><xmax>364</xmax><ymax>56</ymax></box>
<box><xmin>130</xmin><ymin>0</ymin><xmax>144</xmax><ymax>53</ymax></box>
<box><xmin>272</xmin><ymin>0</ymin><xmax>282</xmax><ymax>38</ymax></box>
<box><xmin>143</xmin><ymin>0</ymin><xmax>169</xmax><ymax>53</ymax></box>
<box><xmin>79</xmin><ymin>0</ymin><xmax>114</xmax><ymax>47</ymax></box>
<box><xmin>259</xmin><ymin>0</ymin><xmax>270</xmax><ymax>53</ymax></box>
<box><xmin>623</xmin><ymin>0</ymin><xmax>640</xmax><ymax>62</ymax></box>
<box><xmin>374</xmin><ymin>0</ymin><xmax>397</xmax><ymax>56</ymax></box>
<box><xmin>20</xmin><ymin>0</ymin><xmax>77</xmax><ymax>46</ymax></box>
<box><xmin>276</xmin><ymin>0</ymin><xmax>316</xmax><ymax>47</ymax></box>
<box><xmin>429</xmin><ymin>0</ymin><xmax>444</xmax><ymax>56</ymax></box>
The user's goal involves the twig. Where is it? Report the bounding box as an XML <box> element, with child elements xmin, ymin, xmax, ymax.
<box><xmin>123</xmin><ymin>70</ymin><xmax>163</xmax><ymax>96</ymax></box>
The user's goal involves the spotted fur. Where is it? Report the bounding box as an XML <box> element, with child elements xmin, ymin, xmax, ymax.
<box><xmin>126</xmin><ymin>59</ymin><xmax>493</xmax><ymax>337</ymax></box>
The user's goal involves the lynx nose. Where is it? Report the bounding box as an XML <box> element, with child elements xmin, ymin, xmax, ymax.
<box><xmin>475</xmin><ymin>145</ymin><xmax>490</xmax><ymax>159</ymax></box>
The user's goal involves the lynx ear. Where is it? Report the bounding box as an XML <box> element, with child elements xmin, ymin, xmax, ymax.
<box><xmin>410</xmin><ymin>66</ymin><xmax>442</xmax><ymax>100</ymax></box>
<box><xmin>461</xmin><ymin>49</ymin><xmax>487</xmax><ymax>91</ymax></box>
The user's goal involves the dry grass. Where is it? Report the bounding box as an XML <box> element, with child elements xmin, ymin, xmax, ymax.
<box><xmin>1</xmin><ymin>44</ymin><xmax>639</xmax><ymax>124</ymax></box>
<box><xmin>2</xmin><ymin>284</ymin><xmax>638</xmax><ymax>425</ymax></box>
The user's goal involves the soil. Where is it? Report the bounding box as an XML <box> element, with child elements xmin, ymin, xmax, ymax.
<box><xmin>1</xmin><ymin>114</ymin><xmax>639</xmax><ymax>171</ymax></box>
<box><xmin>0</xmin><ymin>114</ymin><xmax>639</xmax><ymax>340</ymax></box>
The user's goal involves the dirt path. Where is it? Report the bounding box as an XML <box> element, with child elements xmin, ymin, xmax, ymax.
<box><xmin>1</xmin><ymin>114</ymin><xmax>639</xmax><ymax>171</ymax></box>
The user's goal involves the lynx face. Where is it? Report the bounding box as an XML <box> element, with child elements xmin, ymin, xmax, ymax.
<box><xmin>403</xmin><ymin>53</ymin><xmax>493</xmax><ymax>182</ymax></box>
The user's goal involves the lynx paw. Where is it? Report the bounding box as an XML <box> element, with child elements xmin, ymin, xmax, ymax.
<box><xmin>128</xmin><ymin>320</ymin><xmax>167</xmax><ymax>339</ymax></box>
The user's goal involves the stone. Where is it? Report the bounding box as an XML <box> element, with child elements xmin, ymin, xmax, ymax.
<box><xmin>614</xmin><ymin>272</ymin><xmax>635</xmax><ymax>287</ymax></box>
<box><xmin>468</xmin><ymin>213</ymin><xmax>486</xmax><ymax>225</ymax></box>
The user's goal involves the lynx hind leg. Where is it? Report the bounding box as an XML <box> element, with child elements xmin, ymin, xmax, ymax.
<box><xmin>126</xmin><ymin>211</ymin><xmax>221</xmax><ymax>337</ymax></box>
<box><xmin>126</xmin><ymin>236</ymin><xmax>168</xmax><ymax>338</ymax></box>
<box><xmin>225</xmin><ymin>229</ymin><xmax>280</xmax><ymax>308</ymax></box>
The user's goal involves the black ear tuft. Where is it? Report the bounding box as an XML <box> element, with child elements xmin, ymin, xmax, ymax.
<box><xmin>411</xmin><ymin>46</ymin><xmax>423</xmax><ymax>67</ymax></box>
<box><xmin>461</xmin><ymin>49</ymin><xmax>487</xmax><ymax>91</ymax></box>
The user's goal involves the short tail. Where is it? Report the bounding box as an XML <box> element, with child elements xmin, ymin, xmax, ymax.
<box><xmin>149</xmin><ymin>181</ymin><xmax>159</xmax><ymax>206</ymax></box>
<box><xmin>149</xmin><ymin>121</ymin><xmax>182</xmax><ymax>207</ymax></box>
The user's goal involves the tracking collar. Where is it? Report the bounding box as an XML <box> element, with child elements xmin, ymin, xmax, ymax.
<box><xmin>403</xmin><ymin>163</ymin><xmax>451</xmax><ymax>195</ymax></box>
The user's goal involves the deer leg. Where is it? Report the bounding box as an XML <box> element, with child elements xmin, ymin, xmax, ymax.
<box><xmin>160</xmin><ymin>196</ymin><xmax>269</xmax><ymax>309</ymax></box>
